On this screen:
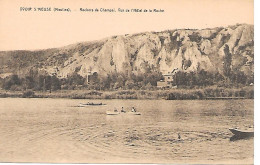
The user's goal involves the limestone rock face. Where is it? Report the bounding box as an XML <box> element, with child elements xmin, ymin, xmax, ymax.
<box><xmin>0</xmin><ymin>24</ymin><xmax>254</xmax><ymax>78</ymax></box>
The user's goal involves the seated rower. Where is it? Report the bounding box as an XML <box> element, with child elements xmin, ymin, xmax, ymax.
<box><xmin>121</xmin><ymin>107</ymin><xmax>126</xmax><ymax>113</ymax></box>
<box><xmin>131</xmin><ymin>107</ymin><xmax>136</xmax><ymax>112</ymax></box>
<box><xmin>178</xmin><ymin>133</ymin><xmax>181</xmax><ymax>140</ymax></box>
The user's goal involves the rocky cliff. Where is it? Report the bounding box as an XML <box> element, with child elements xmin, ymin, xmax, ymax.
<box><xmin>0</xmin><ymin>24</ymin><xmax>254</xmax><ymax>78</ymax></box>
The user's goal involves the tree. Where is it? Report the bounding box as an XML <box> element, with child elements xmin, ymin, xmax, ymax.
<box><xmin>117</xmin><ymin>74</ymin><xmax>126</xmax><ymax>88</ymax></box>
<box><xmin>125</xmin><ymin>80</ymin><xmax>135</xmax><ymax>89</ymax></box>
<box><xmin>37</xmin><ymin>75</ymin><xmax>46</xmax><ymax>91</ymax></box>
<box><xmin>89</xmin><ymin>72</ymin><xmax>99</xmax><ymax>84</ymax></box>
<box><xmin>51</xmin><ymin>75</ymin><xmax>61</xmax><ymax>90</ymax></box>
<box><xmin>223</xmin><ymin>44</ymin><xmax>232</xmax><ymax>78</ymax></box>
<box><xmin>144</xmin><ymin>71</ymin><xmax>163</xmax><ymax>86</ymax></box>
<box><xmin>23</xmin><ymin>76</ymin><xmax>34</xmax><ymax>90</ymax></box>
<box><xmin>2</xmin><ymin>74</ymin><xmax>21</xmax><ymax>90</ymax></box>
<box><xmin>187</xmin><ymin>71</ymin><xmax>196</xmax><ymax>86</ymax></box>
<box><xmin>0</xmin><ymin>77</ymin><xmax>3</xmax><ymax>89</ymax></box>
<box><xmin>174</xmin><ymin>71</ymin><xmax>188</xmax><ymax>86</ymax></box>
<box><xmin>45</xmin><ymin>75</ymin><xmax>52</xmax><ymax>92</ymax></box>
<box><xmin>67</xmin><ymin>72</ymin><xmax>85</xmax><ymax>86</ymax></box>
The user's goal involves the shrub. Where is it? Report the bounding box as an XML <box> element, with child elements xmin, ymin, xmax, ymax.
<box><xmin>22</xmin><ymin>90</ymin><xmax>35</xmax><ymax>98</ymax></box>
<box><xmin>246</xmin><ymin>89</ymin><xmax>254</xmax><ymax>99</ymax></box>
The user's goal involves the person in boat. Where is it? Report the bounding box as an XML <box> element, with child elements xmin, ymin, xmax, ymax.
<box><xmin>121</xmin><ymin>107</ymin><xmax>126</xmax><ymax>113</ymax></box>
<box><xmin>178</xmin><ymin>133</ymin><xmax>181</xmax><ymax>140</ymax></box>
<box><xmin>131</xmin><ymin>107</ymin><xmax>136</xmax><ymax>112</ymax></box>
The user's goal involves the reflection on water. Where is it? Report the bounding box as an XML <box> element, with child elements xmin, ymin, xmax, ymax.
<box><xmin>230</xmin><ymin>135</ymin><xmax>254</xmax><ymax>141</ymax></box>
<box><xmin>0</xmin><ymin>98</ymin><xmax>254</xmax><ymax>163</ymax></box>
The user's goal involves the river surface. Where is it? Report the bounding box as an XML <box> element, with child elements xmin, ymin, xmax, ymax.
<box><xmin>0</xmin><ymin>98</ymin><xmax>254</xmax><ymax>164</ymax></box>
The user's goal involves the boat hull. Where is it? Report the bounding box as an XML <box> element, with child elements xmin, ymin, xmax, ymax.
<box><xmin>229</xmin><ymin>128</ymin><xmax>254</xmax><ymax>137</ymax></box>
<box><xmin>106</xmin><ymin>111</ymin><xmax>141</xmax><ymax>115</ymax></box>
<box><xmin>128</xmin><ymin>112</ymin><xmax>141</xmax><ymax>115</ymax></box>
<box><xmin>106</xmin><ymin>111</ymin><xmax>120</xmax><ymax>115</ymax></box>
<box><xmin>79</xmin><ymin>103</ymin><xmax>105</xmax><ymax>107</ymax></box>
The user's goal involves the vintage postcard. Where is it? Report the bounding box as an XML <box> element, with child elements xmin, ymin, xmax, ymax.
<box><xmin>0</xmin><ymin>0</ymin><xmax>254</xmax><ymax>164</ymax></box>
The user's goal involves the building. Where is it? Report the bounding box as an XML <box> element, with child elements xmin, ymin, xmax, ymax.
<box><xmin>157</xmin><ymin>73</ymin><xmax>174</xmax><ymax>88</ymax></box>
<box><xmin>157</xmin><ymin>69</ymin><xmax>178</xmax><ymax>88</ymax></box>
<box><xmin>85</xmin><ymin>71</ymin><xmax>93</xmax><ymax>84</ymax></box>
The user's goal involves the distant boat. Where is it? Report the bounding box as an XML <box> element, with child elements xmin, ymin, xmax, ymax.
<box><xmin>79</xmin><ymin>102</ymin><xmax>105</xmax><ymax>107</ymax></box>
<box><xmin>229</xmin><ymin>128</ymin><xmax>254</xmax><ymax>137</ymax></box>
<box><xmin>106</xmin><ymin>110</ymin><xmax>141</xmax><ymax>115</ymax></box>
<box><xmin>106</xmin><ymin>110</ymin><xmax>120</xmax><ymax>115</ymax></box>
<box><xmin>128</xmin><ymin>111</ymin><xmax>141</xmax><ymax>115</ymax></box>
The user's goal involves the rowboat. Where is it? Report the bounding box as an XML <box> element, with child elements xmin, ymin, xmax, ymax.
<box><xmin>128</xmin><ymin>111</ymin><xmax>141</xmax><ymax>115</ymax></box>
<box><xmin>106</xmin><ymin>111</ymin><xmax>120</xmax><ymax>115</ymax></box>
<box><xmin>79</xmin><ymin>103</ymin><xmax>105</xmax><ymax>107</ymax></box>
<box><xmin>229</xmin><ymin>128</ymin><xmax>254</xmax><ymax>137</ymax></box>
<box><xmin>106</xmin><ymin>111</ymin><xmax>141</xmax><ymax>115</ymax></box>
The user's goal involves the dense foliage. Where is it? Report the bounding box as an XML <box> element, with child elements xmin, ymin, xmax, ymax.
<box><xmin>0</xmin><ymin>68</ymin><xmax>253</xmax><ymax>92</ymax></box>
<box><xmin>172</xmin><ymin>70</ymin><xmax>253</xmax><ymax>88</ymax></box>
<box><xmin>0</xmin><ymin>71</ymin><xmax>164</xmax><ymax>92</ymax></box>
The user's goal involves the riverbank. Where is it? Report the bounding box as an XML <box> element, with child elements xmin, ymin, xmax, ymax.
<box><xmin>0</xmin><ymin>86</ymin><xmax>254</xmax><ymax>100</ymax></box>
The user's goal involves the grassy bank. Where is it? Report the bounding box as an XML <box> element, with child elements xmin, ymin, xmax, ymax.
<box><xmin>166</xmin><ymin>86</ymin><xmax>253</xmax><ymax>100</ymax></box>
<box><xmin>0</xmin><ymin>86</ymin><xmax>254</xmax><ymax>100</ymax></box>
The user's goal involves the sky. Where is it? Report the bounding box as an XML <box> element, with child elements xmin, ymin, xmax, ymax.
<box><xmin>0</xmin><ymin>0</ymin><xmax>254</xmax><ymax>51</ymax></box>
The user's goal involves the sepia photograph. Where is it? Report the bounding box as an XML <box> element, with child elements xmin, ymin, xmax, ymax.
<box><xmin>0</xmin><ymin>0</ymin><xmax>254</xmax><ymax>164</ymax></box>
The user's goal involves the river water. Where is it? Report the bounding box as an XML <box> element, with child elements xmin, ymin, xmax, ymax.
<box><xmin>0</xmin><ymin>98</ymin><xmax>254</xmax><ymax>164</ymax></box>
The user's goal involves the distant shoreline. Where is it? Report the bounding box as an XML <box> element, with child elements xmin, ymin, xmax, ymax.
<box><xmin>0</xmin><ymin>86</ymin><xmax>254</xmax><ymax>100</ymax></box>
